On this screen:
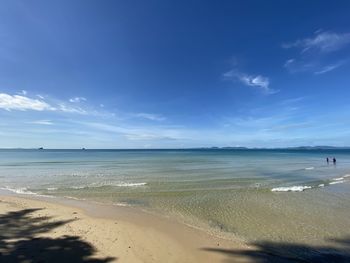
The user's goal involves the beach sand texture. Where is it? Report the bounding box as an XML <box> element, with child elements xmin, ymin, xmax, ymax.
<box><xmin>0</xmin><ymin>194</ymin><xmax>250</xmax><ymax>263</ymax></box>
<box><xmin>1</xmin><ymin>194</ymin><xmax>350</xmax><ymax>262</ymax></box>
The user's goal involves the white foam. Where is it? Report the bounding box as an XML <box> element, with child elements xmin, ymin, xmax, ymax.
<box><xmin>334</xmin><ymin>177</ymin><xmax>344</xmax><ymax>181</ymax></box>
<box><xmin>0</xmin><ymin>186</ymin><xmax>37</xmax><ymax>195</ymax></box>
<box><xmin>318</xmin><ymin>184</ymin><xmax>325</xmax><ymax>187</ymax></box>
<box><xmin>47</xmin><ymin>187</ymin><xmax>57</xmax><ymax>191</ymax></box>
<box><xmin>329</xmin><ymin>181</ymin><xmax>345</xmax><ymax>185</ymax></box>
<box><xmin>114</xmin><ymin>182</ymin><xmax>147</xmax><ymax>187</ymax></box>
<box><xmin>0</xmin><ymin>186</ymin><xmax>53</xmax><ymax>198</ymax></box>
<box><xmin>271</xmin><ymin>186</ymin><xmax>312</xmax><ymax>192</ymax></box>
<box><xmin>305</xmin><ymin>167</ymin><xmax>314</xmax><ymax>170</ymax></box>
<box><xmin>71</xmin><ymin>186</ymin><xmax>86</xmax><ymax>189</ymax></box>
<box><xmin>343</xmin><ymin>174</ymin><xmax>350</xmax><ymax>178</ymax></box>
<box><xmin>112</xmin><ymin>202</ymin><xmax>130</xmax><ymax>207</ymax></box>
<box><xmin>69</xmin><ymin>182</ymin><xmax>147</xmax><ymax>189</ymax></box>
<box><xmin>63</xmin><ymin>196</ymin><xmax>87</xmax><ymax>201</ymax></box>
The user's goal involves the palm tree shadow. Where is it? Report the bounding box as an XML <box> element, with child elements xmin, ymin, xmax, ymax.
<box><xmin>0</xmin><ymin>208</ymin><xmax>116</xmax><ymax>262</ymax></box>
<box><xmin>201</xmin><ymin>237</ymin><xmax>350</xmax><ymax>263</ymax></box>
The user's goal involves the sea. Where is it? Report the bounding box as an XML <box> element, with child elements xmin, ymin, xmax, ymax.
<box><xmin>1</xmin><ymin>148</ymin><xmax>350</xmax><ymax>246</ymax></box>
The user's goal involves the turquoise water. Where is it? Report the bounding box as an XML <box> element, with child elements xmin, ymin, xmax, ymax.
<box><xmin>1</xmin><ymin>149</ymin><xmax>350</xmax><ymax>244</ymax></box>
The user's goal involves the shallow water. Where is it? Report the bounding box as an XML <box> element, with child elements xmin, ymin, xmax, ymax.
<box><xmin>1</xmin><ymin>148</ymin><xmax>350</xmax><ymax>245</ymax></box>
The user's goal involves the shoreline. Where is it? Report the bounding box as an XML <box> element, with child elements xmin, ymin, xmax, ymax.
<box><xmin>0</xmin><ymin>190</ymin><xmax>249</xmax><ymax>263</ymax></box>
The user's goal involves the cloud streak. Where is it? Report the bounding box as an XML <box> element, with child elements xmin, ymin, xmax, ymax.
<box><xmin>314</xmin><ymin>61</ymin><xmax>345</xmax><ymax>75</ymax></box>
<box><xmin>57</xmin><ymin>103</ymin><xmax>87</xmax><ymax>114</ymax></box>
<box><xmin>0</xmin><ymin>92</ymin><xmax>91</xmax><ymax>115</ymax></box>
<box><xmin>78</xmin><ymin>121</ymin><xmax>182</xmax><ymax>141</ymax></box>
<box><xmin>132</xmin><ymin>113</ymin><xmax>166</xmax><ymax>121</ymax></box>
<box><xmin>0</xmin><ymin>93</ymin><xmax>54</xmax><ymax>111</ymax></box>
<box><xmin>69</xmin><ymin>97</ymin><xmax>87</xmax><ymax>103</ymax></box>
<box><xmin>223</xmin><ymin>70</ymin><xmax>277</xmax><ymax>94</ymax></box>
<box><xmin>28</xmin><ymin>120</ymin><xmax>54</xmax><ymax>125</ymax></box>
<box><xmin>283</xmin><ymin>30</ymin><xmax>350</xmax><ymax>74</ymax></box>
<box><xmin>283</xmin><ymin>31</ymin><xmax>350</xmax><ymax>53</ymax></box>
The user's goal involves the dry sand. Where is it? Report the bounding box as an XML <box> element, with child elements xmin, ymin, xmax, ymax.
<box><xmin>0</xmin><ymin>193</ymin><xmax>255</xmax><ymax>263</ymax></box>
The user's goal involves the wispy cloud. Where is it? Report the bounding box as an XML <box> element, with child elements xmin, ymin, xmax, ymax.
<box><xmin>283</xmin><ymin>58</ymin><xmax>316</xmax><ymax>73</ymax></box>
<box><xmin>123</xmin><ymin>133</ymin><xmax>175</xmax><ymax>141</ymax></box>
<box><xmin>28</xmin><ymin>120</ymin><xmax>54</xmax><ymax>125</ymax></box>
<box><xmin>78</xmin><ymin>121</ymin><xmax>182</xmax><ymax>141</ymax></box>
<box><xmin>18</xmin><ymin>90</ymin><xmax>27</xmax><ymax>95</ymax></box>
<box><xmin>132</xmin><ymin>113</ymin><xmax>166</xmax><ymax>121</ymax></box>
<box><xmin>0</xmin><ymin>92</ymin><xmax>91</xmax><ymax>115</ymax></box>
<box><xmin>314</xmin><ymin>61</ymin><xmax>345</xmax><ymax>75</ymax></box>
<box><xmin>69</xmin><ymin>97</ymin><xmax>87</xmax><ymax>103</ymax></box>
<box><xmin>282</xmin><ymin>30</ymin><xmax>350</xmax><ymax>74</ymax></box>
<box><xmin>280</xmin><ymin>96</ymin><xmax>306</xmax><ymax>105</ymax></box>
<box><xmin>283</xmin><ymin>31</ymin><xmax>350</xmax><ymax>53</ymax></box>
<box><xmin>0</xmin><ymin>93</ymin><xmax>54</xmax><ymax>111</ymax></box>
<box><xmin>223</xmin><ymin>70</ymin><xmax>277</xmax><ymax>94</ymax></box>
<box><xmin>57</xmin><ymin>103</ymin><xmax>87</xmax><ymax>114</ymax></box>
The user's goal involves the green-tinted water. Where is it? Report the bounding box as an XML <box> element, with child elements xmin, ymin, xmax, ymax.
<box><xmin>1</xmin><ymin>149</ymin><xmax>350</xmax><ymax>245</ymax></box>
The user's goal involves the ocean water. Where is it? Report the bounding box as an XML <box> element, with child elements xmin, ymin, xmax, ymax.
<box><xmin>1</xmin><ymin>149</ymin><xmax>350</xmax><ymax>245</ymax></box>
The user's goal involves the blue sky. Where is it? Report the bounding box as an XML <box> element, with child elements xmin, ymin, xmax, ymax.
<box><xmin>1</xmin><ymin>0</ymin><xmax>350</xmax><ymax>148</ymax></box>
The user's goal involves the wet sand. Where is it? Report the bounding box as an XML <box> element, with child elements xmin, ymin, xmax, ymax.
<box><xmin>0</xmin><ymin>192</ymin><xmax>251</xmax><ymax>263</ymax></box>
<box><xmin>1</xmin><ymin>191</ymin><xmax>350</xmax><ymax>262</ymax></box>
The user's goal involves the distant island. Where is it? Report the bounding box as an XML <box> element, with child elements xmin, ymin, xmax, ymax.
<box><xmin>195</xmin><ymin>146</ymin><xmax>350</xmax><ymax>150</ymax></box>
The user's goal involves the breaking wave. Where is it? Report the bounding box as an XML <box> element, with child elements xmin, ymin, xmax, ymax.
<box><xmin>0</xmin><ymin>186</ymin><xmax>52</xmax><ymax>198</ymax></box>
<box><xmin>271</xmin><ymin>174</ymin><xmax>350</xmax><ymax>192</ymax></box>
<box><xmin>271</xmin><ymin>186</ymin><xmax>312</xmax><ymax>192</ymax></box>
<box><xmin>67</xmin><ymin>182</ymin><xmax>147</xmax><ymax>190</ymax></box>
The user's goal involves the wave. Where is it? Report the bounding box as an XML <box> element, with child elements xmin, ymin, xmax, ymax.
<box><xmin>0</xmin><ymin>186</ymin><xmax>37</xmax><ymax>195</ymax></box>
<box><xmin>271</xmin><ymin>186</ymin><xmax>312</xmax><ymax>192</ymax></box>
<box><xmin>0</xmin><ymin>186</ymin><xmax>53</xmax><ymax>198</ymax></box>
<box><xmin>334</xmin><ymin>177</ymin><xmax>344</xmax><ymax>181</ymax></box>
<box><xmin>114</xmin><ymin>182</ymin><xmax>147</xmax><ymax>187</ymax></box>
<box><xmin>329</xmin><ymin>181</ymin><xmax>345</xmax><ymax>185</ymax></box>
<box><xmin>272</xmin><ymin>174</ymin><xmax>350</xmax><ymax>192</ymax></box>
<box><xmin>329</xmin><ymin>175</ymin><xmax>349</xmax><ymax>185</ymax></box>
<box><xmin>68</xmin><ymin>182</ymin><xmax>147</xmax><ymax>190</ymax></box>
<box><xmin>71</xmin><ymin>186</ymin><xmax>86</xmax><ymax>189</ymax></box>
<box><xmin>112</xmin><ymin>202</ymin><xmax>131</xmax><ymax>207</ymax></box>
<box><xmin>305</xmin><ymin>167</ymin><xmax>314</xmax><ymax>170</ymax></box>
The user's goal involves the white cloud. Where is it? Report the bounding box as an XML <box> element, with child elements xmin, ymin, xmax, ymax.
<box><xmin>280</xmin><ymin>97</ymin><xmax>306</xmax><ymax>105</ymax></box>
<box><xmin>283</xmin><ymin>31</ymin><xmax>350</xmax><ymax>53</ymax></box>
<box><xmin>69</xmin><ymin>97</ymin><xmax>87</xmax><ymax>103</ymax></box>
<box><xmin>284</xmin><ymin>58</ymin><xmax>295</xmax><ymax>68</ymax></box>
<box><xmin>0</xmin><ymin>93</ymin><xmax>54</xmax><ymax>111</ymax></box>
<box><xmin>19</xmin><ymin>90</ymin><xmax>27</xmax><ymax>95</ymax></box>
<box><xmin>314</xmin><ymin>62</ymin><xmax>344</xmax><ymax>75</ymax></box>
<box><xmin>284</xmin><ymin>58</ymin><xmax>346</xmax><ymax>75</ymax></box>
<box><xmin>0</xmin><ymin>92</ymin><xmax>89</xmax><ymax>115</ymax></box>
<box><xmin>58</xmin><ymin>103</ymin><xmax>87</xmax><ymax>114</ymax></box>
<box><xmin>223</xmin><ymin>70</ymin><xmax>276</xmax><ymax>94</ymax></box>
<box><xmin>133</xmin><ymin>113</ymin><xmax>166</xmax><ymax>121</ymax></box>
<box><xmin>28</xmin><ymin>120</ymin><xmax>54</xmax><ymax>125</ymax></box>
<box><xmin>283</xmin><ymin>58</ymin><xmax>315</xmax><ymax>73</ymax></box>
<box><xmin>78</xmin><ymin>121</ymin><xmax>184</xmax><ymax>142</ymax></box>
<box><xmin>283</xmin><ymin>31</ymin><xmax>349</xmax><ymax>75</ymax></box>
<box><xmin>124</xmin><ymin>133</ymin><xmax>174</xmax><ymax>141</ymax></box>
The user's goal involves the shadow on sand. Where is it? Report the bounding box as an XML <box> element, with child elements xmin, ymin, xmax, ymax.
<box><xmin>0</xmin><ymin>208</ymin><xmax>115</xmax><ymax>262</ymax></box>
<box><xmin>202</xmin><ymin>237</ymin><xmax>350</xmax><ymax>263</ymax></box>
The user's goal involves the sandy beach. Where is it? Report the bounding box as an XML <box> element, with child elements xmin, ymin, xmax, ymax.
<box><xmin>0</xmin><ymin>192</ymin><xmax>254</xmax><ymax>263</ymax></box>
